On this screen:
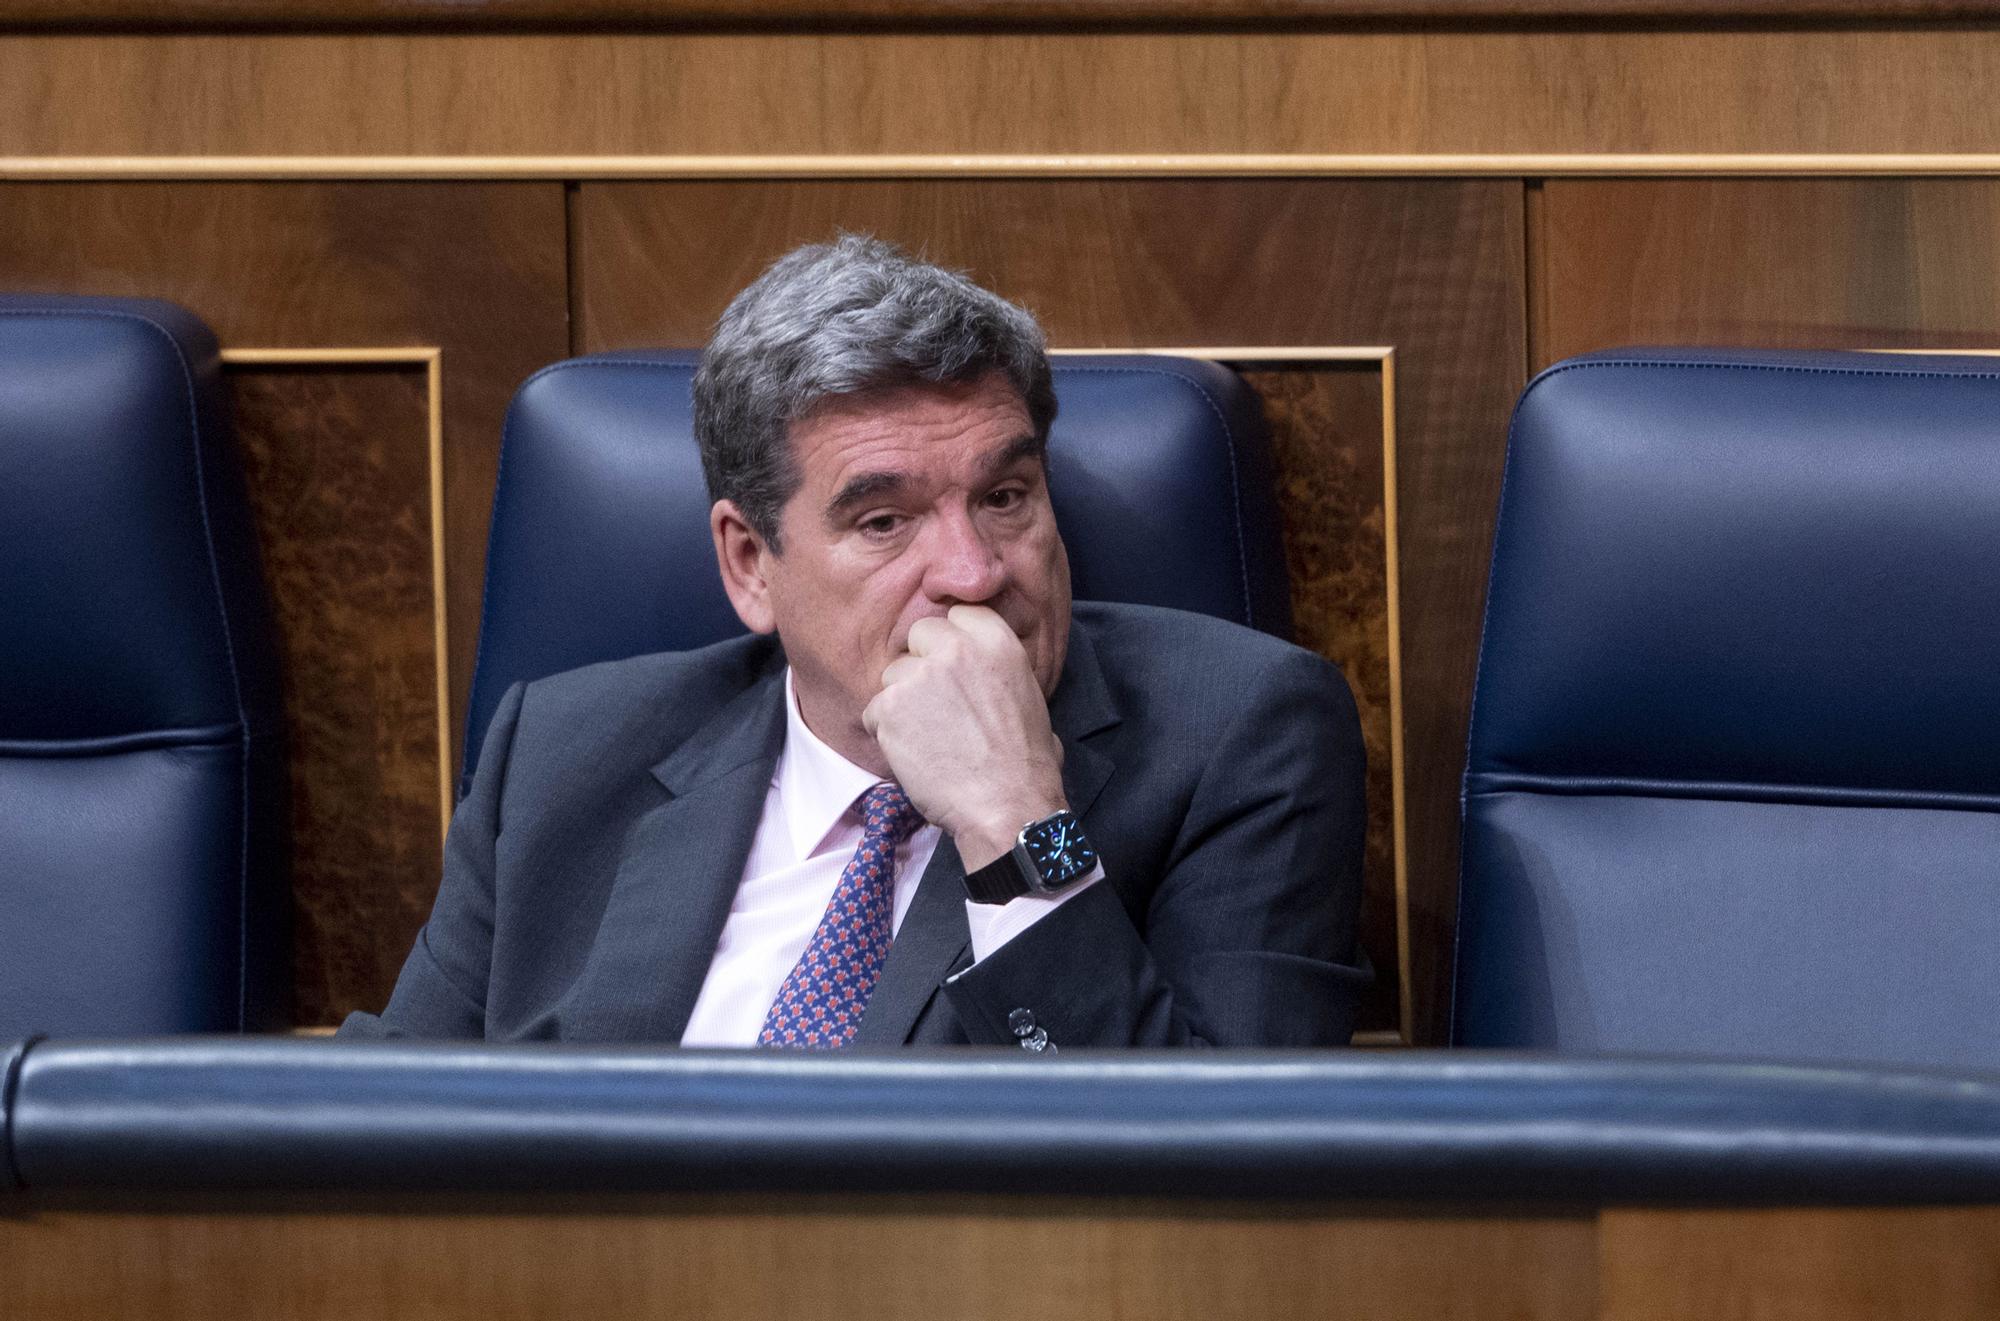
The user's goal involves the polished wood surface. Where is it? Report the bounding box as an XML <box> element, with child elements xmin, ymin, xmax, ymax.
<box><xmin>0</xmin><ymin>1198</ymin><xmax>1594</xmax><ymax>1321</ymax></box>
<box><xmin>8</xmin><ymin>1200</ymin><xmax>1998</xmax><ymax>1320</ymax></box>
<box><xmin>571</xmin><ymin>178</ymin><xmax>1524</xmax><ymax>1043</ymax></box>
<box><xmin>7</xmin><ymin>0</ymin><xmax>2000</xmax><ymax>29</ymax></box>
<box><xmin>1540</xmin><ymin>179</ymin><xmax>2000</xmax><ymax>365</ymax></box>
<box><xmin>1599</xmin><ymin>1208</ymin><xmax>2000</xmax><ymax>1320</ymax></box>
<box><xmin>9</xmin><ymin>30</ymin><xmax>2000</xmax><ymax>159</ymax></box>
<box><xmin>0</xmin><ymin>183</ymin><xmax>569</xmax><ymax>1026</ymax></box>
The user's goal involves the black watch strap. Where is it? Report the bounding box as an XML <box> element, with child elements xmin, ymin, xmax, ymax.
<box><xmin>962</xmin><ymin>848</ymin><xmax>1032</xmax><ymax>904</ymax></box>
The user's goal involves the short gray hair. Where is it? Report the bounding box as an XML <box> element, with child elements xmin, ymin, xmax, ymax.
<box><xmin>691</xmin><ymin>235</ymin><xmax>1057</xmax><ymax>551</ymax></box>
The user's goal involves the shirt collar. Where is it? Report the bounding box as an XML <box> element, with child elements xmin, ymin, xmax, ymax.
<box><xmin>777</xmin><ymin>667</ymin><xmax>887</xmax><ymax>862</ymax></box>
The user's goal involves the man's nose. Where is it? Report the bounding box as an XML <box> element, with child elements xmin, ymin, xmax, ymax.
<box><xmin>920</xmin><ymin>507</ymin><xmax>1008</xmax><ymax>603</ymax></box>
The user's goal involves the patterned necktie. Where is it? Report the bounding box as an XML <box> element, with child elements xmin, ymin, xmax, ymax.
<box><xmin>759</xmin><ymin>782</ymin><xmax>924</xmax><ymax>1049</ymax></box>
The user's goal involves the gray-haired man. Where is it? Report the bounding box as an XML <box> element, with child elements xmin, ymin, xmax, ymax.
<box><xmin>345</xmin><ymin>236</ymin><xmax>1368</xmax><ymax>1048</ymax></box>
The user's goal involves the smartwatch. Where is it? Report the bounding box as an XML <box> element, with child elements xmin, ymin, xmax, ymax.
<box><xmin>961</xmin><ymin>809</ymin><xmax>1099</xmax><ymax>905</ymax></box>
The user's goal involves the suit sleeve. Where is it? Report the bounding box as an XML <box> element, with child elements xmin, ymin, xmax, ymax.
<box><xmin>939</xmin><ymin>647</ymin><xmax>1369</xmax><ymax>1048</ymax></box>
<box><xmin>336</xmin><ymin>682</ymin><xmax>527</xmax><ymax>1040</ymax></box>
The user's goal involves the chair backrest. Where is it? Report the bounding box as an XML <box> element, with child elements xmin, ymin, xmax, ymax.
<box><xmin>0</xmin><ymin>294</ymin><xmax>287</xmax><ymax>1036</ymax></box>
<box><xmin>463</xmin><ymin>352</ymin><xmax>1292</xmax><ymax>789</ymax></box>
<box><xmin>1454</xmin><ymin>348</ymin><xmax>2000</xmax><ymax>1069</ymax></box>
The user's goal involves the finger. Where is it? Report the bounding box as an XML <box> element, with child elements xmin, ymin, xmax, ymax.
<box><xmin>879</xmin><ymin>654</ymin><xmax>922</xmax><ymax>688</ymax></box>
<box><xmin>904</xmin><ymin>614</ymin><xmax>953</xmax><ymax>656</ymax></box>
<box><xmin>945</xmin><ymin>603</ymin><xmax>1016</xmax><ymax>649</ymax></box>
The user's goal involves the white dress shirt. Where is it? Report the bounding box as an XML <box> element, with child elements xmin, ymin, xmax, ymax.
<box><xmin>677</xmin><ymin>669</ymin><xmax>1097</xmax><ymax>1047</ymax></box>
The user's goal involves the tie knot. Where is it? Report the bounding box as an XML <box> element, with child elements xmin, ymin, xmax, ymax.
<box><xmin>858</xmin><ymin>782</ymin><xmax>923</xmax><ymax>845</ymax></box>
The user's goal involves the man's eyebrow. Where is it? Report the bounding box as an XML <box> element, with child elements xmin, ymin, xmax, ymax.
<box><xmin>982</xmin><ymin>433</ymin><xmax>1046</xmax><ymax>478</ymax></box>
<box><xmin>824</xmin><ymin>471</ymin><xmax>905</xmax><ymax>524</ymax></box>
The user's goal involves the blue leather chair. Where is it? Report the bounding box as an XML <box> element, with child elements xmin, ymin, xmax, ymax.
<box><xmin>0</xmin><ymin>295</ymin><xmax>288</xmax><ymax>1037</ymax></box>
<box><xmin>1455</xmin><ymin>348</ymin><xmax>2000</xmax><ymax>1070</ymax></box>
<box><xmin>462</xmin><ymin>352</ymin><xmax>1294</xmax><ymax>790</ymax></box>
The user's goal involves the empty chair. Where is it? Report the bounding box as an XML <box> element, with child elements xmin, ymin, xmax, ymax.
<box><xmin>0</xmin><ymin>294</ymin><xmax>287</xmax><ymax>1036</ymax></box>
<box><xmin>1455</xmin><ymin>348</ymin><xmax>2000</xmax><ymax>1069</ymax></box>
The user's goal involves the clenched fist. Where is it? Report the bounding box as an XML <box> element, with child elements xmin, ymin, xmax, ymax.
<box><xmin>862</xmin><ymin>604</ymin><xmax>1068</xmax><ymax>871</ymax></box>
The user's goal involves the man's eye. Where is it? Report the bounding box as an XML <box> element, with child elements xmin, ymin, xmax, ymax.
<box><xmin>859</xmin><ymin>513</ymin><xmax>903</xmax><ymax>537</ymax></box>
<box><xmin>985</xmin><ymin>487</ymin><xmax>1025</xmax><ymax>511</ymax></box>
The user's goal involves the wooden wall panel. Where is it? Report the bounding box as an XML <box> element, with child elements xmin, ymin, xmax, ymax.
<box><xmin>0</xmin><ymin>182</ymin><xmax>570</xmax><ymax>1024</ymax></box>
<box><xmin>8</xmin><ymin>30</ymin><xmax>2000</xmax><ymax>160</ymax></box>
<box><xmin>1540</xmin><ymin>179</ymin><xmax>2000</xmax><ymax>366</ymax></box>
<box><xmin>233</xmin><ymin>364</ymin><xmax>444</xmax><ymax>1026</ymax></box>
<box><xmin>1599</xmin><ymin>1207</ymin><xmax>2000</xmax><ymax>1321</ymax></box>
<box><xmin>14</xmin><ymin>1200</ymin><xmax>2000</xmax><ymax>1321</ymax></box>
<box><xmin>4</xmin><ymin>1200</ymin><xmax>1599</xmax><ymax>1321</ymax></box>
<box><xmin>1242</xmin><ymin>364</ymin><xmax>1400</xmax><ymax>1032</ymax></box>
<box><xmin>572</xmin><ymin>179</ymin><xmax>1525</xmax><ymax>1042</ymax></box>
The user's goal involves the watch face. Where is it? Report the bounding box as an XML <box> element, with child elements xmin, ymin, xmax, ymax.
<box><xmin>1023</xmin><ymin>812</ymin><xmax>1097</xmax><ymax>888</ymax></box>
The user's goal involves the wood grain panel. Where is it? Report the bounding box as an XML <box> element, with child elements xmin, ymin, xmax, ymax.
<box><xmin>2</xmin><ymin>1201</ymin><xmax>1597</xmax><ymax>1321</ymax></box>
<box><xmin>1540</xmin><ymin>179</ymin><xmax>2000</xmax><ymax>367</ymax></box>
<box><xmin>13</xmin><ymin>1199</ymin><xmax>2000</xmax><ymax>1319</ymax></box>
<box><xmin>0</xmin><ymin>182</ymin><xmax>569</xmax><ymax>1024</ymax></box>
<box><xmin>1243</xmin><ymin>364</ymin><xmax>1400</xmax><ymax>1033</ymax></box>
<box><xmin>1600</xmin><ymin>1207</ymin><xmax>2000</xmax><ymax>1321</ymax></box>
<box><xmin>233</xmin><ymin>364</ymin><xmax>443</xmax><ymax>1028</ymax></box>
<box><xmin>573</xmin><ymin>179</ymin><xmax>1524</xmax><ymax>1042</ymax></box>
<box><xmin>9</xmin><ymin>30</ymin><xmax>2000</xmax><ymax>159</ymax></box>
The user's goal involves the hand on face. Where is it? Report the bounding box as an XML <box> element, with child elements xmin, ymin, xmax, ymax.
<box><xmin>862</xmin><ymin>603</ymin><xmax>1067</xmax><ymax>872</ymax></box>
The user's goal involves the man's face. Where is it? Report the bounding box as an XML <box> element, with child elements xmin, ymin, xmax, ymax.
<box><xmin>717</xmin><ymin>372</ymin><xmax>1072</xmax><ymax>769</ymax></box>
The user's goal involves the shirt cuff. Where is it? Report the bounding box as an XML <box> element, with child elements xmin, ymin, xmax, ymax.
<box><xmin>962</xmin><ymin>863</ymin><xmax>1105</xmax><ymax>964</ymax></box>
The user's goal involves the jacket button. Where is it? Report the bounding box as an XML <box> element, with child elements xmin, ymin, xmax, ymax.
<box><xmin>1008</xmin><ymin>1008</ymin><xmax>1036</xmax><ymax>1037</ymax></box>
<box><xmin>1019</xmin><ymin>1027</ymin><xmax>1053</xmax><ymax>1053</ymax></box>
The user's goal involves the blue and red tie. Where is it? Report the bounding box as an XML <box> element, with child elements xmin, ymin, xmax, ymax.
<box><xmin>759</xmin><ymin>782</ymin><xmax>924</xmax><ymax>1049</ymax></box>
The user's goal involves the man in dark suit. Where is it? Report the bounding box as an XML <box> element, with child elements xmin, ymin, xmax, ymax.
<box><xmin>343</xmin><ymin>236</ymin><xmax>1367</xmax><ymax>1048</ymax></box>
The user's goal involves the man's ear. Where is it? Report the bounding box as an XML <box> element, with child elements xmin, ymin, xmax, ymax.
<box><xmin>711</xmin><ymin>499</ymin><xmax>778</xmax><ymax>635</ymax></box>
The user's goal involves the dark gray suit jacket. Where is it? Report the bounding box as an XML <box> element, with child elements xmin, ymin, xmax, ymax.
<box><xmin>342</xmin><ymin>601</ymin><xmax>1368</xmax><ymax>1047</ymax></box>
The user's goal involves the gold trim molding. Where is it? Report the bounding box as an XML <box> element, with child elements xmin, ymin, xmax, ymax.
<box><xmin>14</xmin><ymin>154</ymin><xmax>2000</xmax><ymax>180</ymax></box>
<box><xmin>219</xmin><ymin>346</ymin><xmax>453</xmax><ymax>842</ymax></box>
<box><xmin>1057</xmin><ymin>345</ymin><xmax>1411</xmax><ymax>1047</ymax></box>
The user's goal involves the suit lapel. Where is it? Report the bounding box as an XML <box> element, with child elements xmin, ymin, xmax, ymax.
<box><xmin>852</xmin><ymin>618</ymin><xmax>1123</xmax><ymax>1046</ymax></box>
<box><xmin>561</xmin><ymin>662</ymin><xmax>787</xmax><ymax>1043</ymax></box>
<box><xmin>1047</xmin><ymin>621</ymin><xmax>1120</xmax><ymax>823</ymax></box>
